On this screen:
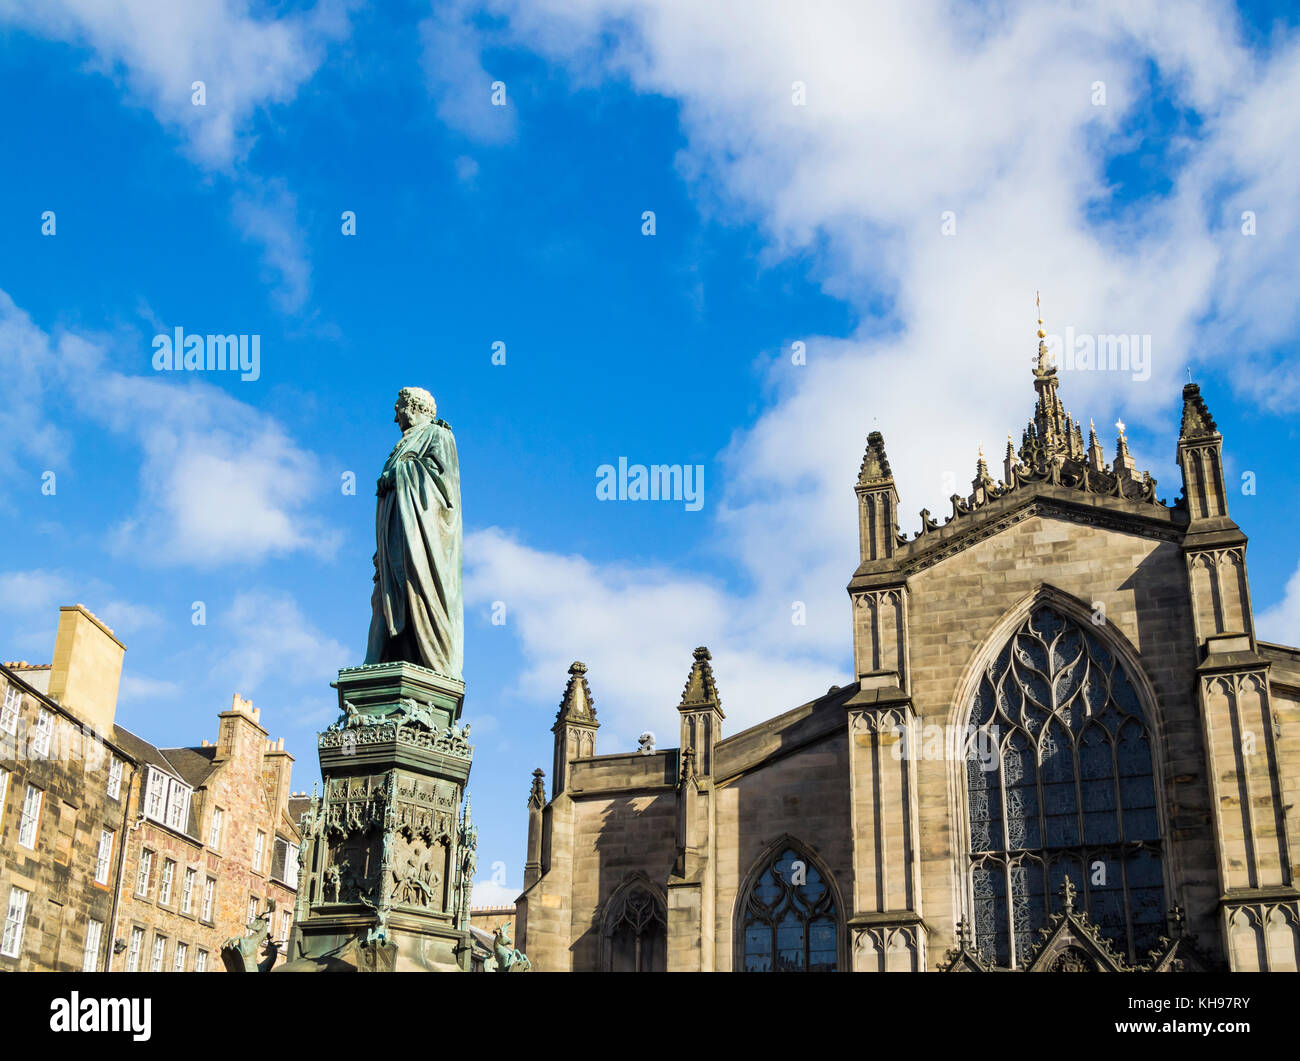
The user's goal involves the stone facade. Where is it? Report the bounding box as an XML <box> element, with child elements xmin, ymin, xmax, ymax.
<box><xmin>517</xmin><ymin>341</ymin><xmax>1300</xmax><ymax>973</ymax></box>
<box><xmin>0</xmin><ymin>612</ymin><xmax>135</xmax><ymax>972</ymax></box>
<box><xmin>110</xmin><ymin>695</ymin><xmax>302</xmax><ymax>972</ymax></box>
<box><xmin>0</xmin><ymin>605</ymin><xmax>302</xmax><ymax>972</ymax></box>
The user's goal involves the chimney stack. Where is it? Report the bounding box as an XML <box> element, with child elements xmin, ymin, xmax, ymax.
<box><xmin>47</xmin><ymin>605</ymin><xmax>125</xmax><ymax>736</ymax></box>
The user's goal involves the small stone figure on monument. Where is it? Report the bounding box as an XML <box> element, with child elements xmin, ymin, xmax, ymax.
<box><xmin>366</xmin><ymin>387</ymin><xmax>464</xmax><ymax>679</ymax></box>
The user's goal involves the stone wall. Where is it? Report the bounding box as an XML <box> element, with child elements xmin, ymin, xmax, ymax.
<box><xmin>904</xmin><ymin>513</ymin><xmax>1213</xmax><ymax>962</ymax></box>
<box><xmin>113</xmin><ymin>707</ymin><xmax>300</xmax><ymax>971</ymax></box>
<box><xmin>0</xmin><ymin>666</ymin><xmax>133</xmax><ymax>971</ymax></box>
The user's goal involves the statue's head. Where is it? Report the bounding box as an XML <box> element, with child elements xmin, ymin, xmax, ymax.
<box><xmin>394</xmin><ymin>387</ymin><xmax>437</xmax><ymax>430</ymax></box>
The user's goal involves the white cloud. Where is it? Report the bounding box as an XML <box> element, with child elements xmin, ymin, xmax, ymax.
<box><xmin>456</xmin><ymin>1</ymin><xmax>1300</xmax><ymax>746</ymax></box>
<box><xmin>0</xmin><ymin>570</ymin><xmax>77</xmax><ymax>614</ymax></box>
<box><xmin>119</xmin><ymin>674</ymin><xmax>182</xmax><ymax>699</ymax></box>
<box><xmin>1258</xmin><ymin>562</ymin><xmax>1300</xmax><ymax>649</ymax></box>
<box><xmin>420</xmin><ymin>0</ymin><xmax>517</xmax><ymax>143</ymax></box>
<box><xmin>465</xmin><ymin>528</ymin><xmax>843</xmax><ymax>745</ymax></box>
<box><xmin>221</xmin><ymin>590</ymin><xmax>350</xmax><ymax>692</ymax></box>
<box><xmin>0</xmin><ymin>0</ymin><xmax>350</xmax><ymax>168</ymax></box>
<box><xmin>0</xmin><ymin>294</ymin><xmax>78</xmax><ymax>484</ymax></box>
<box><xmin>0</xmin><ymin>570</ymin><xmax>159</xmax><ymax>637</ymax></box>
<box><xmin>105</xmin><ymin>381</ymin><xmax>340</xmax><ymax>568</ymax></box>
<box><xmin>231</xmin><ymin>178</ymin><xmax>312</xmax><ymax>314</ymax></box>
<box><xmin>454</xmin><ymin>154</ymin><xmax>480</xmax><ymax>183</ymax></box>
<box><xmin>470</xmin><ymin>876</ymin><xmax>521</xmax><ymax>908</ymax></box>
<box><xmin>0</xmin><ymin>291</ymin><xmax>340</xmax><ymax>568</ymax></box>
<box><xmin>93</xmin><ymin>599</ymin><xmax>163</xmax><ymax>635</ymax></box>
<box><xmin>0</xmin><ymin>0</ymin><xmax>351</xmax><ymax>314</ymax></box>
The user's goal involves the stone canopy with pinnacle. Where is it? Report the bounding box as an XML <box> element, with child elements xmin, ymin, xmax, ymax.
<box><xmin>678</xmin><ymin>646</ymin><xmax>724</xmax><ymax>717</ymax></box>
<box><xmin>554</xmin><ymin>660</ymin><xmax>597</xmax><ymax>728</ymax></box>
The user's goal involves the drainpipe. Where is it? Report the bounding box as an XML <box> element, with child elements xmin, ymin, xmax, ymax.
<box><xmin>106</xmin><ymin>763</ymin><xmax>142</xmax><ymax>971</ymax></box>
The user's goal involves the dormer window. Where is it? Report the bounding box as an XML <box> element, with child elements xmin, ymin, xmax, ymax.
<box><xmin>145</xmin><ymin>769</ymin><xmax>166</xmax><ymax>819</ymax></box>
<box><xmin>165</xmin><ymin>780</ymin><xmax>191</xmax><ymax>831</ymax></box>
<box><xmin>144</xmin><ymin>767</ymin><xmax>192</xmax><ymax>832</ymax></box>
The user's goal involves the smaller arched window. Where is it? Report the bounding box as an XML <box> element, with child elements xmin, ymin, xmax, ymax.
<box><xmin>740</xmin><ymin>846</ymin><xmax>840</xmax><ymax>972</ymax></box>
<box><xmin>602</xmin><ymin>881</ymin><xmax>666</xmax><ymax>972</ymax></box>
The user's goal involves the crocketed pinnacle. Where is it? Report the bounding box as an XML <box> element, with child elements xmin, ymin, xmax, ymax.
<box><xmin>857</xmin><ymin>430</ymin><xmax>893</xmax><ymax>487</ymax></box>
<box><xmin>555</xmin><ymin>661</ymin><xmax>597</xmax><ymax>725</ymax></box>
<box><xmin>1179</xmin><ymin>382</ymin><xmax>1219</xmax><ymax>440</ymax></box>
<box><xmin>679</xmin><ymin>646</ymin><xmax>723</xmax><ymax>715</ymax></box>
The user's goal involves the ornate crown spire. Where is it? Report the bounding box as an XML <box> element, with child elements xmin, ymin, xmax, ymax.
<box><xmin>898</xmin><ymin>297</ymin><xmax>1166</xmax><ymax>542</ymax></box>
<box><xmin>1025</xmin><ymin>292</ymin><xmax>1070</xmax><ymax>460</ymax></box>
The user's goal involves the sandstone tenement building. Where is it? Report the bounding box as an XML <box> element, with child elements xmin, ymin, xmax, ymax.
<box><xmin>0</xmin><ymin>610</ymin><xmax>136</xmax><ymax>972</ymax></box>
<box><xmin>109</xmin><ymin>693</ymin><xmax>304</xmax><ymax>972</ymax></box>
<box><xmin>517</xmin><ymin>338</ymin><xmax>1300</xmax><ymax>972</ymax></box>
<box><xmin>0</xmin><ymin>605</ymin><xmax>303</xmax><ymax>971</ymax></box>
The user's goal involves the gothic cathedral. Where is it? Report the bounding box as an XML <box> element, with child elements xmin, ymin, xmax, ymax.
<box><xmin>516</xmin><ymin>334</ymin><xmax>1300</xmax><ymax>973</ymax></box>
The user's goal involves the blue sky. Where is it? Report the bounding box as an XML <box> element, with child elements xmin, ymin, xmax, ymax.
<box><xmin>2</xmin><ymin>0</ymin><xmax>1299</xmax><ymax>905</ymax></box>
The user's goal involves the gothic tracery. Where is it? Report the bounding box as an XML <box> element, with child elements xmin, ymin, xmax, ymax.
<box><xmin>965</xmin><ymin>606</ymin><xmax>1166</xmax><ymax>967</ymax></box>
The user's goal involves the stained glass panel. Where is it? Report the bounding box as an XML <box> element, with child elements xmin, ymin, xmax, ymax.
<box><xmin>1010</xmin><ymin>858</ymin><xmax>1045</xmax><ymax>962</ymax></box>
<box><xmin>1041</xmin><ymin>721</ymin><xmax>1078</xmax><ymax>848</ymax></box>
<box><xmin>1002</xmin><ymin>733</ymin><xmax>1041</xmax><ymax>850</ymax></box>
<box><xmin>740</xmin><ymin>846</ymin><xmax>840</xmax><ymax>971</ymax></box>
<box><xmin>971</xmin><ymin>859</ymin><xmax>1009</xmax><ymax>967</ymax></box>
<box><xmin>968</xmin><ymin>753</ymin><xmax>996</xmax><ymax>852</ymax></box>
<box><xmin>809</xmin><ymin>919</ymin><xmax>836</xmax><ymax>971</ymax></box>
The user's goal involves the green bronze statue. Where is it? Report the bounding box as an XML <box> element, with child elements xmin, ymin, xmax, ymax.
<box><xmin>491</xmin><ymin>922</ymin><xmax>531</xmax><ymax>972</ymax></box>
<box><xmin>365</xmin><ymin>387</ymin><xmax>464</xmax><ymax>679</ymax></box>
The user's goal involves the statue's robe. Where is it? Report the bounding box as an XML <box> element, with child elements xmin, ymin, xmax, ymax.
<box><xmin>365</xmin><ymin>418</ymin><xmax>463</xmax><ymax>678</ymax></box>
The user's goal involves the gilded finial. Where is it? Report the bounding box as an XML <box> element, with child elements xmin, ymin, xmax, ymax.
<box><xmin>1033</xmin><ymin>292</ymin><xmax>1054</xmax><ymax>375</ymax></box>
<box><xmin>1115</xmin><ymin>417</ymin><xmax>1126</xmax><ymax>438</ymax></box>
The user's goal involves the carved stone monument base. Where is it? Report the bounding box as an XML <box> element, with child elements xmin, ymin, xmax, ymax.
<box><xmin>286</xmin><ymin>662</ymin><xmax>477</xmax><ymax>972</ymax></box>
<box><xmin>275</xmin><ymin>936</ymin><xmax>398</xmax><ymax>973</ymax></box>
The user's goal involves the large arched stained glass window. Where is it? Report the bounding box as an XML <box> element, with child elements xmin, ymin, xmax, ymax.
<box><xmin>965</xmin><ymin>606</ymin><xmax>1166</xmax><ymax>968</ymax></box>
<box><xmin>741</xmin><ymin>846</ymin><xmax>839</xmax><ymax>971</ymax></box>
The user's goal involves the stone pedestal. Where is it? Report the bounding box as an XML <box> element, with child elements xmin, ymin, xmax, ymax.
<box><xmin>285</xmin><ymin>662</ymin><xmax>476</xmax><ymax>972</ymax></box>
